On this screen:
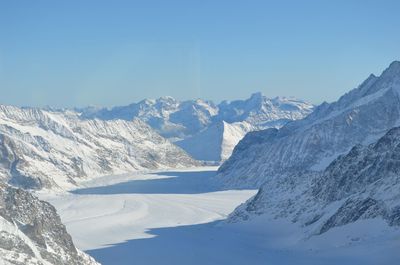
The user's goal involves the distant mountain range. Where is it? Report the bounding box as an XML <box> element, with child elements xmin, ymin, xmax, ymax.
<box><xmin>0</xmin><ymin>92</ymin><xmax>313</xmax><ymax>192</ymax></box>
<box><xmin>79</xmin><ymin>93</ymin><xmax>314</xmax><ymax>162</ymax></box>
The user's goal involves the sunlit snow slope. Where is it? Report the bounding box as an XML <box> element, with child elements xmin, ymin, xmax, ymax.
<box><xmin>0</xmin><ymin>106</ymin><xmax>198</xmax><ymax>191</ymax></box>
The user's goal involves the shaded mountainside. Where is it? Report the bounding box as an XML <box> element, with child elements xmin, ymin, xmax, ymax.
<box><xmin>233</xmin><ymin>126</ymin><xmax>400</xmax><ymax>236</ymax></box>
<box><xmin>80</xmin><ymin>93</ymin><xmax>314</xmax><ymax>162</ymax></box>
<box><xmin>0</xmin><ymin>105</ymin><xmax>198</xmax><ymax>191</ymax></box>
<box><xmin>0</xmin><ymin>183</ymin><xmax>99</xmax><ymax>265</ymax></box>
<box><xmin>217</xmin><ymin>61</ymin><xmax>400</xmax><ymax>188</ymax></box>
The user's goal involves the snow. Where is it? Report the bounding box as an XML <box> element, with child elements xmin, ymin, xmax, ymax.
<box><xmin>0</xmin><ymin>216</ymin><xmax>54</xmax><ymax>265</ymax></box>
<box><xmin>38</xmin><ymin>168</ymin><xmax>400</xmax><ymax>265</ymax></box>
<box><xmin>0</xmin><ymin>183</ymin><xmax>99</xmax><ymax>265</ymax></box>
<box><xmin>176</xmin><ymin>121</ymin><xmax>253</xmax><ymax>162</ymax></box>
<box><xmin>217</xmin><ymin>62</ymin><xmax>400</xmax><ymax>188</ymax></box>
<box><xmin>221</xmin><ymin>121</ymin><xmax>254</xmax><ymax>160</ymax></box>
<box><xmin>39</xmin><ymin>168</ymin><xmax>257</xmax><ymax>251</ymax></box>
<box><xmin>80</xmin><ymin>93</ymin><xmax>314</xmax><ymax>162</ymax></box>
<box><xmin>0</xmin><ymin>105</ymin><xmax>198</xmax><ymax>191</ymax></box>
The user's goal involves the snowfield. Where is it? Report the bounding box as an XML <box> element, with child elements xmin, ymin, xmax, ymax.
<box><xmin>39</xmin><ymin>168</ymin><xmax>400</xmax><ymax>265</ymax></box>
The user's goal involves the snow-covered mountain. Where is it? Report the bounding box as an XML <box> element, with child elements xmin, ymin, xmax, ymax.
<box><xmin>216</xmin><ymin>92</ymin><xmax>312</xmax><ymax>126</ymax></box>
<box><xmin>0</xmin><ymin>105</ymin><xmax>198</xmax><ymax>191</ymax></box>
<box><xmin>232</xmin><ymin>126</ymin><xmax>400</xmax><ymax>237</ymax></box>
<box><xmin>80</xmin><ymin>97</ymin><xmax>219</xmax><ymax>141</ymax></box>
<box><xmin>0</xmin><ymin>183</ymin><xmax>99</xmax><ymax>265</ymax></box>
<box><xmin>80</xmin><ymin>93</ymin><xmax>314</xmax><ymax>162</ymax></box>
<box><xmin>217</xmin><ymin>61</ymin><xmax>400</xmax><ymax>188</ymax></box>
<box><xmin>217</xmin><ymin>60</ymin><xmax>400</xmax><ymax>247</ymax></box>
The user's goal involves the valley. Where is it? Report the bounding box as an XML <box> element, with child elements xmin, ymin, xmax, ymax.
<box><xmin>2</xmin><ymin>2</ymin><xmax>400</xmax><ymax>264</ymax></box>
<box><xmin>41</xmin><ymin>168</ymin><xmax>400</xmax><ymax>265</ymax></box>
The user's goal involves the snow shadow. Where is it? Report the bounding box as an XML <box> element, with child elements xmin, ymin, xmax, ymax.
<box><xmin>87</xmin><ymin>221</ymin><xmax>269</xmax><ymax>265</ymax></box>
<box><xmin>72</xmin><ymin>170</ymin><xmax>229</xmax><ymax>195</ymax></box>
<box><xmin>87</xmin><ymin>221</ymin><xmax>353</xmax><ymax>265</ymax></box>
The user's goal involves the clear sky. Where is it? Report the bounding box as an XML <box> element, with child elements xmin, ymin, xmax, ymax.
<box><xmin>1</xmin><ymin>0</ymin><xmax>400</xmax><ymax>108</ymax></box>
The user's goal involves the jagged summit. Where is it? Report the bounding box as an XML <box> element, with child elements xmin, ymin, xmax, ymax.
<box><xmin>384</xmin><ymin>60</ymin><xmax>400</xmax><ymax>76</ymax></box>
<box><xmin>249</xmin><ymin>91</ymin><xmax>263</xmax><ymax>101</ymax></box>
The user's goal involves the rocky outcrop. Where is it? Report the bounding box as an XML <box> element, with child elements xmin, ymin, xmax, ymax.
<box><xmin>0</xmin><ymin>183</ymin><xmax>99</xmax><ymax>265</ymax></box>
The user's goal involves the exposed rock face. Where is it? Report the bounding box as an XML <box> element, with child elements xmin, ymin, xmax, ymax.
<box><xmin>0</xmin><ymin>106</ymin><xmax>198</xmax><ymax>191</ymax></box>
<box><xmin>80</xmin><ymin>93</ymin><xmax>314</xmax><ymax>162</ymax></box>
<box><xmin>313</xmin><ymin>127</ymin><xmax>400</xmax><ymax>202</ymax></box>
<box><xmin>231</xmin><ymin>126</ymin><xmax>400</xmax><ymax>236</ymax></box>
<box><xmin>318</xmin><ymin>197</ymin><xmax>386</xmax><ymax>234</ymax></box>
<box><xmin>0</xmin><ymin>183</ymin><xmax>99</xmax><ymax>265</ymax></box>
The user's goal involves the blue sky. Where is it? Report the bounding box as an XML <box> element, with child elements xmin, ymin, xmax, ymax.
<box><xmin>1</xmin><ymin>0</ymin><xmax>400</xmax><ymax>108</ymax></box>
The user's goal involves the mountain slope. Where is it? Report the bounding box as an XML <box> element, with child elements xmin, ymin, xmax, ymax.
<box><xmin>0</xmin><ymin>105</ymin><xmax>198</xmax><ymax>191</ymax></box>
<box><xmin>0</xmin><ymin>183</ymin><xmax>99</xmax><ymax>265</ymax></box>
<box><xmin>80</xmin><ymin>93</ymin><xmax>314</xmax><ymax>162</ymax></box>
<box><xmin>233</xmin><ymin>126</ymin><xmax>400</xmax><ymax>237</ymax></box>
<box><xmin>217</xmin><ymin>61</ymin><xmax>400</xmax><ymax>188</ymax></box>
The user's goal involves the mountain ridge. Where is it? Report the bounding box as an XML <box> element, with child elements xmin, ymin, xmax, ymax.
<box><xmin>0</xmin><ymin>105</ymin><xmax>198</xmax><ymax>191</ymax></box>
<box><xmin>217</xmin><ymin>61</ymin><xmax>400</xmax><ymax>187</ymax></box>
<box><xmin>79</xmin><ymin>93</ymin><xmax>314</xmax><ymax>162</ymax></box>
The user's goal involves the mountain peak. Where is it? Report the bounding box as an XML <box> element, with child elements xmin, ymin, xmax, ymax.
<box><xmin>381</xmin><ymin>60</ymin><xmax>400</xmax><ymax>78</ymax></box>
<box><xmin>249</xmin><ymin>92</ymin><xmax>263</xmax><ymax>100</ymax></box>
<box><xmin>389</xmin><ymin>60</ymin><xmax>400</xmax><ymax>69</ymax></box>
<box><xmin>157</xmin><ymin>96</ymin><xmax>177</xmax><ymax>103</ymax></box>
